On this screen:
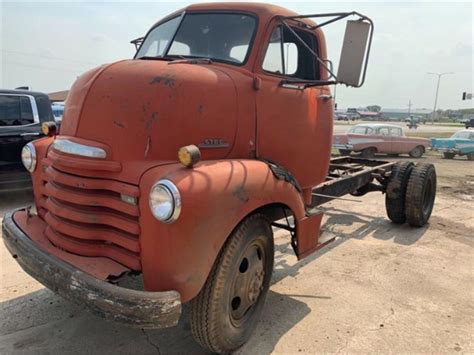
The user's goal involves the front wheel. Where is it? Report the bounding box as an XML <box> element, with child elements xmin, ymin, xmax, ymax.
<box><xmin>190</xmin><ymin>214</ymin><xmax>274</xmax><ymax>353</ymax></box>
<box><xmin>443</xmin><ymin>152</ymin><xmax>455</xmax><ymax>159</ymax></box>
<box><xmin>467</xmin><ymin>152</ymin><xmax>474</xmax><ymax>161</ymax></box>
<box><xmin>409</xmin><ymin>146</ymin><xmax>424</xmax><ymax>158</ymax></box>
<box><xmin>361</xmin><ymin>147</ymin><xmax>376</xmax><ymax>158</ymax></box>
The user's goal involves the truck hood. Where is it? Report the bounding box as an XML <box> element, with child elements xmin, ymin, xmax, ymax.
<box><xmin>60</xmin><ymin>59</ymin><xmax>238</xmax><ymax>172</ymax></box>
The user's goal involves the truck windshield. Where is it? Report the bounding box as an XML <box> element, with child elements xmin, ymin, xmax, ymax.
<box><xmin>136</xmin><ymin>13</ymin><xmax>257</xmax><ymax>65</ymax></box>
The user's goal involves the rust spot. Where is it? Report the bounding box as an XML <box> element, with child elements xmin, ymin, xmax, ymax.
<box><xmin>113</xmin><ymin>120</ymin><xmax>125</xmax><ymax>129</ymax></box>
<box><xmin>233</xmin><ymin>185</ymin><xmax>249</xmax><ymax>203</ymax></box>
<box><xmin>149</xmin><ymin>74</ymin><xmax>176</xmax><ymax>88</ymax></box>
<box><xmin>197</xmin><ymin>104</ymin><xmax>204</xmax><ymax>114</ymax></box>
<box><xmin>144</xmin><ymin>112</ymin><xmax>159</xmax><ymax>131</ymax></box>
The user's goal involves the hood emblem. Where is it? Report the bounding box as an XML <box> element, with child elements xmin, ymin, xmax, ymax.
<box><xmin>198</xmin><ymin>139</ymin><xmax>229</xmax><ymax>149</ymax></box>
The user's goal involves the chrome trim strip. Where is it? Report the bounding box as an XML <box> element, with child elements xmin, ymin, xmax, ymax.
<box><xmin>53</xmin><ymin>139</ymin><xmax>107</xmax><ymax>159</ymax></box>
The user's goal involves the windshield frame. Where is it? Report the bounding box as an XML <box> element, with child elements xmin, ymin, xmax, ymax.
<box><xmin>134</xmin><ymin>10</ymin><xmax>259</xmax><ymax>67</ymax></box>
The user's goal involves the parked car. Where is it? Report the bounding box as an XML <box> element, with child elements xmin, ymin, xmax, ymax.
<box><xmin>464</xmin><ymin>118</ymin><xmax>474</xmax><ymax>129</ymax></box>
<box><xmin>333</xmin><ymin>123</ymin><xmax>431</xmax><ymax>158</ymax></box>
<box><xmin>431</xmin><ymin>130</ymin><xmax>474</xmax><ymax>160</ymax></box>
<box><xmin>51</xmin><ymin>102</ymin><xmax>65</xmax><ymax>124</ymax></box>
<box><xmin>0</xmin><ymin>89</ymin><xmax>53</xmax><ymax>190</ymax></box>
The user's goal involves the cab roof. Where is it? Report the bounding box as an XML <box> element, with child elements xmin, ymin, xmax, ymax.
<box><xmin>185</xmin><ymin>2</ymin><xmax>298</xmax><ymax>18</ymax></box>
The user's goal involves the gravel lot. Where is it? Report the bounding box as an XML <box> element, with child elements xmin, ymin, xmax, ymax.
<box><xmin>1</xmin><ymin>153</ymin><xmax>472</xmax><ymax>354</ymax></box>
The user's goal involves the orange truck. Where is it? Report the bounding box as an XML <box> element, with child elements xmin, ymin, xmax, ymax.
<box><xmin>2</xmin><ymin>3</ymin><xmax>437</xmax><ymax>353</ymax></box>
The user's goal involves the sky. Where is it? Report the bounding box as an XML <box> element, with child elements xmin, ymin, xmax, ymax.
<box><xmin>1</xmin><ymin>1</ymin><xmax>472</xmax><ymax>110</ymax></box>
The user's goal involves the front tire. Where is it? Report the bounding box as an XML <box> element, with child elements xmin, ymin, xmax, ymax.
<box><xmin>467</xmin><ymin>152</ymin><xmax>474</xmax><ymax>161</ymax></box>
<box><xmin>190</xmin><ymin>214</ymin><xmax>274</xmax><ymax>353</ymax></box>
<box><xmin>443</xmin><ymin>152</ymin><xmax>455</xmax><ymax>159</ymax></box>
<box><xmin>409</xmin><ymin>146</ymin><xmax>424</xmax><ymax>158</ymax></box>
<box><xmin>361</xmin><ymin>147</ymin><xmax>376</xmax><ymax>158</ymax></box>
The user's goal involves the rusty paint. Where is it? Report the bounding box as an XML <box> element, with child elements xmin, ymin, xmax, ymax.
<box><xmin>149</xmin><ymin>74</ymin><xmax>176</xmax><ymax>88</ymax></box>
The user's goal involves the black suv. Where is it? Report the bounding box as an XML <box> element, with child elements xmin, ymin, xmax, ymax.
<box><xmin>465</xmin><ymin>118</ymin><xmax>474</xmax><ymax>129</ymax></box>
<box><xmin>0</xmin><ymin>89</ymin><xmax>53</xmax><ymax>190</ymax></box>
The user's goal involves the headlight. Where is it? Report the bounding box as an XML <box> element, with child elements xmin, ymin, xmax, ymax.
<box><xmin>21</xmin><ymin>143</ymin><xmax>37</xmax><ymax>173</ymax></box>
<box><xmin>149</xmin><ymin>180</ymin><xmax>181</xmax><ymax>223</ymax></box>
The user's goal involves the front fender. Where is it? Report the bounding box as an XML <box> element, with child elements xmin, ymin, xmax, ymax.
<box><xmin>139</xmin><ymin>159</ymin><xmax>305</xmax><ymax>302</ymax></box>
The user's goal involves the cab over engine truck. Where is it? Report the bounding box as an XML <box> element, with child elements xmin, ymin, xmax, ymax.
<box><xmin>2</xmin><ymin>3</ymin><xmax>437</xmax><ymax>353</ymax></box>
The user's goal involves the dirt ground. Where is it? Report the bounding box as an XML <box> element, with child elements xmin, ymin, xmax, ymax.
<box><xmin>0</xmin><ymin>154</ymin><xmax>473</xmax><ymax>354</ymax></box>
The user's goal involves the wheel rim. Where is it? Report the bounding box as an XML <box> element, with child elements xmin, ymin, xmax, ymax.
<box><xmin>229</xmin><ymin>240</ymin><xmax>265</xmax><ymax>326</ymax></box>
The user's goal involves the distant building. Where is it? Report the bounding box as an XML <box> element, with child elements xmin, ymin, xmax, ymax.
<box><xmin>48</xmin><ymin>90</ymin><xmax>69</xmax><ymax>103</ymax></box>
<box><xmin>381</xmin><ymin>108</ymin><xmax>432</xmax><ymax>120</ymax></box>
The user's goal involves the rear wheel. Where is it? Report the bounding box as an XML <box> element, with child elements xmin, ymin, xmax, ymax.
<box><xmin>443</xmin><ymin>152</ymin><xmax>455</xmax><ymax>159</ymax></box>
<box><xmin>385</xmin><ymin>161</ymin><xmax>414</xmax><ymax>224</ymax></box>
<box><xmin>339</xmin><ymin>149</ymin><xmax>351</xmax><ymax>156</ymax></box>
<box><xmin>467</xmin><ymin>152</ymin><xmax>474</xmax><ymax>161</ymax></box>
<box><xmin>361</xmin><ymin>147</ymin><xmax>376</xmax><ymax>158</ymax></box>
<box><xmin>409</xmin><ymin>146</ymin><xmax>424</xmax><ymax>158</ymax></box>
<box><xmin>405</xmin><ymin>163</ymin><xmax>437</xmax><ymax>227</ymax></box>
<box><xmin>190</xmin><ymin>214</ymin><xmax>274</xmax><ymax>353</ymax></box>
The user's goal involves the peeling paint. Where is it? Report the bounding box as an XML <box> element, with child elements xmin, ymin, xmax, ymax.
<box><xmin>149</xmin><ymin>74</ymin><xmax>176</xmax><ymax>88</ymax></box>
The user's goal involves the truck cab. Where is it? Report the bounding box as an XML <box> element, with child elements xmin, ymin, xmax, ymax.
<box><xmin>3</xmin><ymin>4</ymin><xmax>436</xmax><ymax>353</ymax></box>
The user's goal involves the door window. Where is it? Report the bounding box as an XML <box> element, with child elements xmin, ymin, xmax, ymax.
<box><xmin>378</xmin><ymin>127</ymin><xmax>390</xmax><ymax>136</ymax></box>
<box><xmin>262</xmin><ymin>26</ymin><xmax>318</xmax><ymax>80</ymax></box>
<box><xmin>389</xmin><ymin>127</ymin><xmax>402</xmax><ymax>136</ymax></box>
<box><xmin>0</xmin><ymin>95</ymin><xmax>34</xmax><ymax>126</ymax></box>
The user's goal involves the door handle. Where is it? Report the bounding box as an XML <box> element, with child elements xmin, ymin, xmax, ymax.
<box><xmin>317</xmin><ymin>94</ymin><xmax>333</xmax><ymax>100</ymax></box>
<box><xmin>20</xmin><ymin>132</ymin><xmax>40</xmax><ymax>136</ymax></box>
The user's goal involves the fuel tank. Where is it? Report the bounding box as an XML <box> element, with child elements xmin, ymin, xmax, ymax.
<box><xmin>61</xmin><ymin>59</ymin><xmax>238</xmax><ymax>166</ymax></box>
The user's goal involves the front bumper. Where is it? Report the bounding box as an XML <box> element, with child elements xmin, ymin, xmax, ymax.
<box><xmin>2</xmin><ymin>210</ymin><xmax>181</xmax><ymax>329</ymax></box>
<box><xmin>333</xmin><ymin>143</ymin><xmax>354</xmax><ymax>150</ymax></box>
<box><xmin>436</xmin><ymin>147</ymin><xmax>459</xmax><ymax>154</ymax></box>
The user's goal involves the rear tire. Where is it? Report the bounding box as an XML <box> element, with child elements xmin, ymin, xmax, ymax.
<box><xmin>443</xmin><ymin>152</ymin><xmax>455</xmax><ymax>159</ymax></box>
<box><xmin>361</xmin><ymin>147</ymin><xmax>376</xmax><ymax>158</ymax></box>
<box><xmin>405</xmin><ymin>163</ymin><xmax>437</xmax><ymax>227</ymax></box>
<box><xmin>190</xmin><ymin>214</ymin><xmax>274</xmax><ymax>353</ymax></box>
<box><xmin>339</xmin><ymin>149</ymin><xmax>351</xmax><ymax>156</ymax></box>
<box><xmin>467</xmin><ymin>152</ymin><xmax>474</xmax><ymax>161</ymax></box>
<box><xmin>385</xmin><ymin>161</ymin><xmax>414</xmax><ymax>224</ymax></box>
<box><xmin>409</xmin><ymin>146</ymin><xmax>424</xmax><ymax>158</ymax></box>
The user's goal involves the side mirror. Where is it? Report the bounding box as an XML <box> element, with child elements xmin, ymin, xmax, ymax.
<box><xmin>130</xmin><ymin>36</ymin><xmax>144</xmax><ymax>51</ymax></box>
<box><xmin>337</xmin><ymin>20</ymin><xmax>372</xmax><ymax>87</ymax></box>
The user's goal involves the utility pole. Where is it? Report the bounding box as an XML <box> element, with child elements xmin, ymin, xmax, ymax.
<box><xmin>427</xmin><ymin>72</ymin><xmax>454</xmax><ymax>124</ymax></box>
<box><xmin>407</xmin><ymin>99</ymin><xmax>412</xmax><ymax>116</ymax></box>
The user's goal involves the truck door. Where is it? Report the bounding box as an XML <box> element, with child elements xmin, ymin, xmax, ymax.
<box><xmin>0</xmin><ymin>94</ymin><xmax>41</xmax><ymax>166</ymax></box>
<box><xmin>254</xmin><ymin>23</ymin><xmax>333</xmax><ymax>190</ymax></box>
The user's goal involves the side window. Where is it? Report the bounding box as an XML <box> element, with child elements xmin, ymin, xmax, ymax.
<box><xmin>20</xmin><ymin>96</ymin><xmax>34</xmax><ymax>123</ymax></box>
<box><xmin>378</xmin><ymin>127</ymin><xmax>390</xmax><ymax>136</ymax></box>
<box><xmin>0</xmin><ymin>95</ymin><xmax>21</xmax><ymax>126</ymax></box>
<box><xmin>262</xmin><ymin>26</ymin><xmax>318</xmax><ymax>80</ymax></box>
<box><xmin>389</xmin><ymin>127</ymin><xmax>402</xmax><ymax>136</ymax></box>
<box><xmin>262</xmin><ymin>27</ymin><xmax>283</xmax><ymax>74</ymax></box>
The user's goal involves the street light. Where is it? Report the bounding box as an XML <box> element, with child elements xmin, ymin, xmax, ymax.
<box><xmin>427</xmin><ymin>72</ymin><xmax>454</xmax><ymax>124</ymax></box>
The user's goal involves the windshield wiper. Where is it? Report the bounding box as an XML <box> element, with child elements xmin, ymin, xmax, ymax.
<box><xmin>168</xmin><ymin>57</ymin><xmax>213</xmax><ymax>65</ymax></box>
<box><xmin>137</xmin><ymin>54</ymin><xmax>186</xmax><ymax>61</ymax></box>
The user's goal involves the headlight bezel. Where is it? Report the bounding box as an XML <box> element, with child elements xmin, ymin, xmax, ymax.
<box><xmin>21</xmin><ymin>142</ymin><xmax>37</xmax><ymax>173</ymax></box>
<box><xmin>149</xmin><ymin>179</ymin><xmax>181</xmax><ymax>223</ymax></box>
